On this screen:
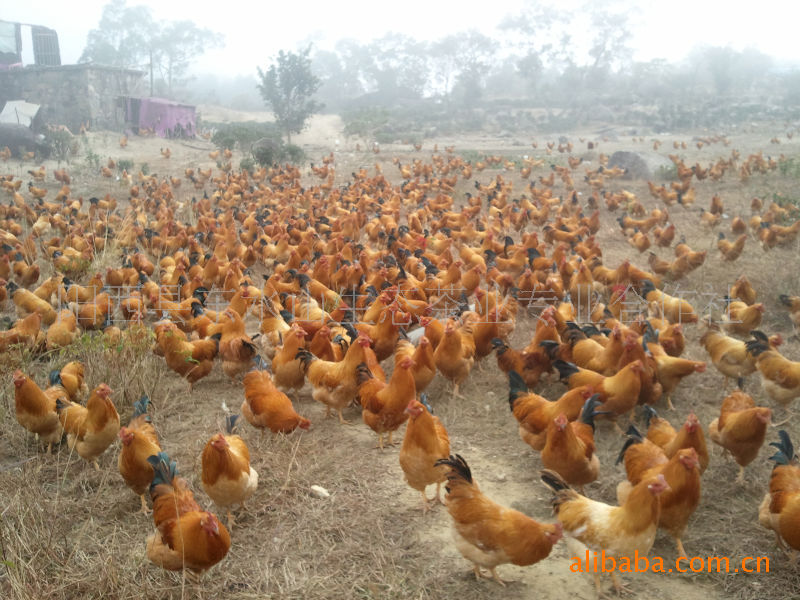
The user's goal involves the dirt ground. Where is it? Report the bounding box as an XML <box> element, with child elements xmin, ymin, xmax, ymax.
<box><xmin>1</xmin><ymin>105</ymin><xmax>800</xmax><ymax>600</ymax></box>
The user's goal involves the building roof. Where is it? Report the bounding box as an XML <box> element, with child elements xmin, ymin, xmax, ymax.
<box><xmin>0</xmin><ymin>99</ymin><xmax>40</xmax><ymax>126</ymax></box>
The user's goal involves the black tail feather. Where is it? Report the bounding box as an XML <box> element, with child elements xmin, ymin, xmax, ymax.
<box><xmin>507</xmin><ymin>370</ymin><xmax>528</xmax><ymax>408</ymax></box>
<box><xmin>552</xmin><ymin>359</ymin><xmax>580</xmax><ymax>381</ymax></box>
<box><xmin>435</xmin><ymin>454</ymin><xmax>473</xmax><ymax>485</ymax></box>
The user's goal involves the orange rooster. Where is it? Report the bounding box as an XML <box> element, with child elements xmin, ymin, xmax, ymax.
<box><xmin>56</xmin><ymin>383</ymin><xmax>120</xmax><ymax>469</ymax></box>
<box><xmin>13</xmin><ymin>370</ymin><xmax>64</xmax><ymax>453</ymax></box>
<box><xmin>745</xmin><ymin>338</ymin><xmax>800</xmax><ymax>408</ymax></box>
<box><xmin>541</xmin><ymin>396</ymin><xmax>605</xmax><ymax>491</ymax></box>
<box><xmin>146</xmin><ymin>452</ymin><xmax>231</xmax><ymax>575</ymax></box>
<box><xmin>357</xmin><ymin>355</ymin><xmax>416</xmax><ymax>449</ymax></box>
<box><xmin>201</xmin><ymin>415</ymin><xmax>259</xmax><ymax>527</ymax></box>
<box><xmin>709</xmin><ymin>389</ymin><xmax>772</xmax><ymax>483</ymax></box>
<box><xmin>395</xmin><ymin>336</ymin><xmax>437</xmax><ymax>393</ymax></box>
<box><xmin>241</xmin><ymin>365</ymin><xmax>310</xmax><ymax>434</ymax></box>
<box><xmin>118</xmin><ymin>396</ymin><xmax>162</xmax><ymax>513</ymax></box>
<box><xmin>436</xmin><ymin>455</ymin><xmax>563</xmax><ymax>585</ymax></box>
<box><xmin>398</xmin><ymin>394</ymin><xmax>450</xmax><ymax>512</ymax></box>
<box><xmin>270</xmin><ymin>324</ymin><xmax>308</xmax><ymax>400</ymax></box>
<box><xmin>541</xmin><ymin>469</ymin><xmax>669</xmax><ymax>596</ymax></box>
<box><xmin>758</xmin><ymin>431</ymin><xmax>800</xmax><ymax>560</ymax></box>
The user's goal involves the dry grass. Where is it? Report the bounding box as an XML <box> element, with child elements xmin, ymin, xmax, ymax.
<box><xmin>2</xmin><ymin>127</ymin><xmax>800</xmax><ymax>600</ymax></box>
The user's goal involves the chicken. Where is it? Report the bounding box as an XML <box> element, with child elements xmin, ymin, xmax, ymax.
<box><xmin>6</xmin><ymin>280</ymin><xmax>57</xmax><ymax>325</ymax></box>
<box><xmin>717</xmin><ymin>233</ymin><xmax>747</xmax><ymax>261</ymax></box>
<box><xmin>12</xmin><ymin>370</ymin><xmax>64</xmax><ymax>453</ymax></box>
<box><xmin>46</xmin><ymin>309</ymin><xmax>79</xmax><ymax>349</ymax></box>
<box><xmin>700</xmin><ymin>322</ymin><xmax>771</xmax><ymax>389</ymax></box>
<box><xmin>758</xmin><ymin>430</ymin><xmax>800</xmax><ymax>560</ymax></box>
<box><xmin>647</xmin><ymin>341</ymin><xmax>706</xmax><ymax>410</ymax></box>
<box><xmin>643</xmin><ymin>407</ymin><xmax>710</xmax><ymax>474</ymax></box>
<box><xmin>270</xmin><ymin>324</ymin><xmax>308</xmax><ymax>400</ymax></box>
<box><xmin>201</xmin><ymin>415</ymin><xmax>259</xmax><ymax>527</ymax></box>
<box><xmin>118</xmin><ymin>396</ymin><xmax>162</xmax><ymax>513</ymax></box>
<box><xmin>297</xmin><ymin>332</ymin><xmax>381</xmax><ymax>424</ymax></box>
<box><xmin>541</xmin><ymin>469</ymin><xmax>669</xmax><ymax>597</ymax></box>
<box><xmin>722</xmin><ymin>300</ymin><xmax>765</xmax><ymax>337</ymax></box>
<box><xmin>358</xmin><ymin>356</ymin><xmax>416</xmax><ymax>449</ymax></box>
<box><xmin>541</xmin><ymin>396</ymin><xmax>605</xmax><ymax>491</ymax></box>
<box><xmin>73</xmin><ymin>291</ymin><xmax>113</xmax><ymax>331</ymax></box>
<box><xmin>154</xmin><ymin>321</ymin><xmax>219</xmax><ymax>391</ymax></box>
<box><xmin>214</xmin><ymin>308</ymin><xmax>259</xmax><ymax>382</ymax></box>
<box><xmin>617</xmin><ymin>432</ymin><xmax>701</xmax><ymax>558</ymax></box>
<box><xmin>433</xmin><ymin>318</ymin><xmax>475</xmax><ymax>399</ymax></box>
<box><xmin>398</xmin><ymin>394</ymin><xmax>450</xmax><ymax>512</ymax></box>
<box><xmin>395</xmin><ymin>336</ymin><xmax>437</xmax><ymax>393</ymax></box>
<box><xmin>436</xmin><ymin>455</ymin><xmax>562</xmax><ymax>585</ymax></box>
<box><xmin>640</xmin><ymin>280</ymin><xmax>698</xmax><ymax>324</ymax></box>
<box><xmin>709</xmin><ymin>389</ymin><xmax>772</xmax><ymax>483</ymax></box>
<box><xmin>146</xmin><ymin>452</ymin><xmax>231</xmax><ymax>574</ymax></box>
<box><xmin>56</xmin><ymin>383</ymin><xmax>120</xmax><ymax>469</ymax></box>
<box><xmin>552</xmin><ymin>359</ymin><xmax>645</xmax><ymax>425</ymax></box>
<box><xmin>492</xmin><ymin>338</ymin><xmax>552</xmax><ymax>389</ymax></box>
<box><xmin>241</xmin><ymin>366</ymin><xmax>311</xmax><ymax>434</ymax></box>
<box><xmin>0</xmin><ymin>311</ymin><xmax>44</xmax><ymax>353</ymax></box>
<box><xmin>746</xmin><ymin>338</ymin><xmax>800</xmax><ymax>407</ymax></box>
<box><xmin>53</xmin><ymin>361</ymin><xmax>88</xmax><ymax>403</ymax></box>
<box><xmin>779</xmin><ymin>294</ymin><xmax>800</xmax><ymax>333</ymax></box>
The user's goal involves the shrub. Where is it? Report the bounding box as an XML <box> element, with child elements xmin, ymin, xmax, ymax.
<box><xmin>210</xmin><ymin>121</ymin><xmax>280</xmax><ymax>152</ymax></box>
<box><xmin>240</xmin><ymin>157</ymin><xmax>255</xmax><ymax>173</ymax></box>
<box><xmin>117</xmin><ymin>159</ymin><xmax>134</xmax><ymax>172</ymax></box>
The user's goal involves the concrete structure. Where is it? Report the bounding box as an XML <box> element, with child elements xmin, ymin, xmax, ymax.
<box><xmin>0</xmin><ymin>64</ymin><xmax>145</xmax><ymax>132</ymax></box>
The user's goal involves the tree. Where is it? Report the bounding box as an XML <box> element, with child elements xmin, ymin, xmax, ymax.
<box><xmin>81</xmin><ymin>0</ymin><xmax>223</xmax><ymax>98</ymax></box>
<box><xmin>152</xmin><ymin>21</ymin><xmax>223</xmax><ymax>97</ymax></box>
<box><xmin>257</xmin><ymin>47</ymin><xmax>323</xmax><ymax>144</ymax></box>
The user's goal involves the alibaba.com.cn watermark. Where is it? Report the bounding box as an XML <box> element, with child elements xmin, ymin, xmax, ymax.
<box><xmin>570</xmin><ymin>550</ymin><xmax>769</xmax><ymax>574</ymax></box>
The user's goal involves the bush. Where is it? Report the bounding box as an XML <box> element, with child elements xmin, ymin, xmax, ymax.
<box><xmin>284</xmin><ymin>144</ymin><xmax>304</xmax><ymax>163</ymax></box>
<box><xmin>240</xmin><ymin>157</ymin><xmax>255</xmax><ymax>173</ymax></box>
<box><xmin>45</xmin><ymin>129</ymin><xmax>75</xmax><ymax>164</ymax></box>
<box><xmin>209</xmin><ymin>121</ymin><xmax>280</xmax><ymax>152</ymax></box>
<box><xmin>250</xmin><ymin>138</ymin><xmax>304</xmax><ymax>167</ymax></box>
<box><xmin>117</xmin><ymin>159</ymin><xmax>134</xmax><ymax>172</ymax></box>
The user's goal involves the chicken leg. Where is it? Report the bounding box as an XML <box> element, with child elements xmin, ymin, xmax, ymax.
<box><xmin>675</xmin><ymin>538</ymin><xmax>687</xmax><ymax>558</ymax></box>
<box><xmin>139</xmin><ymin>494</ymin><xmax>150</xmax><ymax>515</ymax></box>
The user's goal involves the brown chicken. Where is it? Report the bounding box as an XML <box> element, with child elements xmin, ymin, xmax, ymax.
<box><xmin>617</xmin><ymin>429</ymin><xmax>701</xmax><ymax>557</ymax></box>
<box><xmin>745</xmin><ymin>338</ymin><xmax>800</xmax><ymax>407</ymax></box>
<box><xmin>542</xmin><ymin>469</ymin><xmax>669</xmax><ymax>596</ymax></box>
<box><xmin>241</xmin><ymin>366</ymin><xmax>311</xmax><ymax>434</ymax></box>
<box><xmin>434</xmin><ymin>318</ymin><xmax>475</xmax><ymax>399</ymax></box>
<box><xmin>758</xmin><ymin>431</ymin><xmax>800</xmax><ymax>560</ymax></box>
<box><xmin>6</xmin><ymin>280</ymin><xmax>57</xmax><ymax>325</ymax></box>
<box><xmin>13</xmin><ymin>370</ymin><xmax>64</xmax><ymax>453</ymax></box>
<box><xmin>118</xmin><ymin>396</ymin><xmax>162</xmax><ymax>513</ymax></box>
<box><xmin>722</xmin><ymin>300</ymin><xmax>765</xmax><ymax>337</ymax></box>
<box><xmin>154</xmin><ymin>321</ymin><xmax>219</xmax><ymax>391</ymax></box>
<box><xmin>357</xmin><ymin>356</ymin><xmax>416</xmax><ymax>449</ymax></box>
<box><xmin>398</xmin><ymin>394</ymin><xmax>450</xmax><ymax>512</ymax></box>
<box><xmin>213</xmin><ymin>308</ymin><xmax>259</xmax><ymax>382</ymax></box>
<box><xmin>709</xmin><ymin>389</ymin><xmax>772</xmax><ymax>483</ymax></box>
<box><xmin>492</xmin><ymin>338</ymin><xmax>552</xmax><ymax>389</ymax></box>
<box><xmin>270</xmin><ymin>324</ymin><xmax>308</xmax><ymax>400</ymax></box>
<box><xmin>201</xmin><ymin>415</ymin><xmax>259</xmax><ymax>527</ymax></box>
<box><xmin>56</xmin><ymin>383</ymin><xmax>120</xmax><ymax>468</ymax></box>
<box><xmin>146</xmin><ymin>452</ymin><xmax>231</xmax><ymax>575</ymax></box>
<box><xmin>395</xmin><ymin>336</ymin><xmax>437</xmax><ymax>393</ymax></box>
<box><xmin>46</xmin><ymin>309</ymin><xmax>79</xmax><ymax>350</ymax></box>
<box><xmin>541</xmin><ymin>396</ymin><xmax>604</xmax><ymax>491</ymax></box>
<box><xmin>643</xmin><ymin>407</ymin><xmax>709</xmax><ymax>474</ymax></box>
<box><xmin>507</xmin><ymin>370</ymin><xmax>597</xmax><ymax>451</ymax></box>
<box><xmin>0</xmin><ymin>311</ymin><xmax>44</xmax><ymax>353</ymax></box>
<box><xmin>437</xmin><ymin>455</ymin><xmax>563</xmax><ymax>585</ymax></box>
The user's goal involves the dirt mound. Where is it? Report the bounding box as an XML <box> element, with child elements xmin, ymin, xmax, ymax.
<box><xmin>609</xmin><ymin>150</ymin><xmax>672</xmax><ymax>179</ymax></box>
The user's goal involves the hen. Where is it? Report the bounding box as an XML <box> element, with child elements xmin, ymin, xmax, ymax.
<box><xmin>270</xmin><ymin>324</ymin><xmax>308</xmax><ymax>401</ymax></box>
<box><xmin>708</xmin><ymin>389</ymin><xmax>772</xmax><ymax>483</ymax></box>
<box><xmin>436</xmin><ymin>455</ymin><xmax>562</xmax><ymax>585</ymax></box>
<box><xmin>745</xmin><ymin>338</ymin><xmax>800</xmax><ymax>408</ymax></box>
<box><xmin>541</xmin><ymin>396</ymin><xmax>605</xmax><ymax>491</ymax></box>
<box><xmin>201</xmin><ymin>415</ymin><xmax>259</xmax><ymax>527</ymax></box>
<box><xmin>358</xmin><ymin>355</ymin><xmax>416</xmax><ymax>449</ymax></box>
<box><xmin>12</xmin><ymin>370</ymin><xmax>64</xmax><ymax>453</ymax></box>
<box><xmin>643</xmin><ymin>407</ymin><xmax>710</xmax><ymax>474</ymax></box>
<box><xmin>241</xmin><ymin>366</ymin><xmax>311</xmax><ymax>434</ymax></box>
<box><xmin>154</xmin><ymin>321</ymin><xmax>219</xmax><ymax>391</ymax></box>
<box><xmin>146</xmin><ymin>452</ymin><xmax>231</xmax><ymax>575</ymax></box>
<box><xmin>214</xmin><ymin>308</ymin><xmax>259</xmax><ymax>382</ymax></box>
<box><xmin>398</xmin><ymin>394</ymin><xmax>450</xmax><ymax>512</ymax></box>
<box><xmin>56</xmin><ymin>383</ymin><xmax>120</xmax><ymax>469</ymax></box>
<box><xmin>433</xmin><ymin>318</ymin><xmax>475</xmax><ymax>399</ymax></box>
<box><xmin>541</xmin><ymin>469</ymin><xmax>669</xmax><ymax>596</ymax></box>
<box><xmin>118</xmin><ymin>396</ymin><xmax>162</xmax><ymax>513</ymax></box>
<box><xmin>617</xmin><ymin>428</ymin><xmax>701</xmax><ymax>557</ymax></box>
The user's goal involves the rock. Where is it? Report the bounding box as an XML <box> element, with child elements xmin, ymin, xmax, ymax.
<box><xmin>310</xmin><ymin>485</ymin><xmax>330</xmax><ymax>499</ymax></box>
<box><xmin>608</xmin><ymin>150</ymin><xmax>673</xmax><ymax>180</ymax></box>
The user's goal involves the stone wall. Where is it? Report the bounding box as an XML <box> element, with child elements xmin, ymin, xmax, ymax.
<box><xmin>0</xmin><ymin>64</ymin><xmax>144</xmax><ymax>132</ymax></box>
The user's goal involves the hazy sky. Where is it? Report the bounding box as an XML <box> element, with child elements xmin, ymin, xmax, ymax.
<box><xmin>4</xmin><ymin>1</ymin><xmax>799</xmax><ymax>77</ymax></box>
